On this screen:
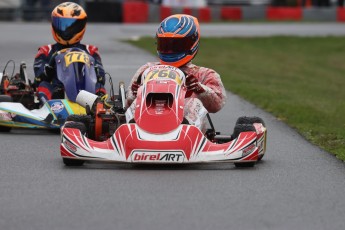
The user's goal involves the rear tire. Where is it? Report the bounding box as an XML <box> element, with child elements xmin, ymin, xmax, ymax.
<box><xmin>0</xmin><ymin>95</ymin><xmax>13</xmax><ymax>132</ymax></box>
<box><xmin>62</xmin><ymin>121</ymin><xmax>86</xmax><ymax>166</ymax></box>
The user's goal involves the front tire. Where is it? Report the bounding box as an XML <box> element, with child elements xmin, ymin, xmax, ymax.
<box><xmin>236</xmin><ymin>116</ymin><xmax>265</xmax><ymax>126</ymax></box>
<box><xmin>63</xmin><ymin>158</ymin><xmax>85</xmax><ymax>166</ymax></box>
<box><xmin>235</xmin><ymin>116</ymin><xmax>267</xmax><ymax>161</ymax></box>
<box><xmin>234</xmin><ymin>162</ymin><xmax>256</xmax><ymax>168</ymax></box>
<box><xmin>231</xmin><ymin>124</ymin><xmax>256</xmax><ymax>140</ymax></box>
<box><xmin>64</xmin><ymin>121</ymin><xmax>87</xmax><ymax>134</ymax></box>
<box><xmin>0</xmin><ymin>125</ymin><xmax>12</xmax><ymax>132</ymax></box>
<box><xmin>62</xmin><ymin>121</ymin><xmax>86</xmax><ymax>166</ymax></box>
<box><xmin>66</xmin><ymin>114</ymin><xmax>91</xmax><ymax>127</ymax></box>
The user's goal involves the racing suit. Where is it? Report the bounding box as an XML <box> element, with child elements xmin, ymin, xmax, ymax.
<box><xmin>126</xmin><ymin>62</ymin><xmax>227</xmax><ymax>131</ymax></box>
<box><xmin>33</xmin><ymin>42</ymin><xmax>106</xmax><ymax>102</ymax></box>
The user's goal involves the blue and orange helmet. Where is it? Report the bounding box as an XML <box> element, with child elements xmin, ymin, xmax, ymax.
<box><xmin>156</xmin><ymin>14</ymin><xmax>200</xmax><ymax>67</ymax></box>
<box><xmin>51</xmin><ymin>2</ymin><xmax>87</xmax><ymax>46</ymax></box>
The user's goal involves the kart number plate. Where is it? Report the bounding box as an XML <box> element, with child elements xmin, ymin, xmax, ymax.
<box><xmin>64</xmin><ymin>51</ymin><xmax>90</xmax><ymax>67</ymax></box>
<box><xmin>143</xmin><ymin>65</ymin><xmax>185</xmax><ymax>85</ymax></box>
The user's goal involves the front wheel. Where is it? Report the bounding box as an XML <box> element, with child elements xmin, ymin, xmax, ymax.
<box><xmin>234</xmin><ymin>162</ymin><xmax>255</xmax><ymax>168</ymax></box>
<box><xmin>0</xmin><ymin>125</ymin><xmax>11</xmax><ymax>132</ymax></box>
<box><xmin>63</xmin><ymin>158</ymin><xmax>85</xmax><ymax>166</ymax></box>
<box><xmin>62</xmin><ymin>121</ymin><xmax>86</xmax><ymax>166</ymax></box>
<box><xmin>235</xmin><ymin>116</ymin><xmax>267</xmax><ymax>161</ymax></box>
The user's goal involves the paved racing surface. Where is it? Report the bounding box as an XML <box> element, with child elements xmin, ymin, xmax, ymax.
<box><xmin>1</xmin><ymin>22</ymin><xmax>345</xmax><ymax>230</ymax></box>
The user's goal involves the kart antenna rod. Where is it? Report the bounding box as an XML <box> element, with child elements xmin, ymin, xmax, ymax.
<box><xmin>119</xmin><ymin>81</ymin><xmax>126</xmax><ymax>110</ymax></box>
<box><xmin>20</xmin><ymin>62</ymin><xmax>29</xmax><ymax>86</ymax></box>
<box><xmin>207</xmin><ymin>113</ymin><xmax>215</xmax><ymax>132</ymax></box>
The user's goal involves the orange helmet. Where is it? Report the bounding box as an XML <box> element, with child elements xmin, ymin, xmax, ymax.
<box><xmin>156</xmin><ymin>14</ymin><xmax>200</xmax><ymax>67</ymax></box>
<box><xmin>51</xmin><ymin>2</ymin><xmax>87</xmax><ymax>45</ymax></box>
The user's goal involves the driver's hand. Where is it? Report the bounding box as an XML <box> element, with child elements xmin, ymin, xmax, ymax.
<box><xmin>186</xmin><ymin>74</ymin><xmax>205</xmax><ymax>94</ymax></box>
<box><xmin>131</xmin><ymin>81</ymin><xmax>140</xmax><ymax>97</ymax></box>
<box><xmin>95</xmin><ymin>65</ymin><xmax>105</xmax><ymax>85</ymax></box>
<box><xmin>97</xmin><ymin>75</ymin><xmax>105</xmax><ymax>85</ymax></box>
<box><xmin>44</xmin><ymin>64</ymin><xmax>55</xmax><ymax>82</ymax></box>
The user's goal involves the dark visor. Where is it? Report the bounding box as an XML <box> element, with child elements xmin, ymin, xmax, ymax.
<box><xmin>157</xmin><ymin>37</ymin><xmax>195</xmax><ymax>54</ymax></box>
<box><xmin>52</xmin><ymin>16</ymin><xmax>87</xmax><ymax>41</ymax></box>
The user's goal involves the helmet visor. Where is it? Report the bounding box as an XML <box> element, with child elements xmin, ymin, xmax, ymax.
<box><xmin>52</xmin><ymin>16</ymin><xmax>87</xmax><ymax>41</ymax></box>
<box><xmin>157</xmin><ymin>37</ymin><xmax>196</xmax><ymax>54</ymax></box>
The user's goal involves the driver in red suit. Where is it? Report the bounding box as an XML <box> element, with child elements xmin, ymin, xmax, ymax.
<box><xmin>126</xmin><ymin>14</ymin><xmax>227</xmax><ymax>132</ymax></box>
<box><xmin>34</xmin><ymin>2</ymin><xmax>106</xmax><ymax>103</ymax></box>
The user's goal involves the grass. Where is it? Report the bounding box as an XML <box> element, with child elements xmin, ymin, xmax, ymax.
<box><xmin>125</xmin><ymin>36</ymin><xmax>345</xmax><ymax>161</ymax></box>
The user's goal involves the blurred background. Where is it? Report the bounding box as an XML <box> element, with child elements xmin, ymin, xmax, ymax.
<box><xmin>0</xmin><ymin>0</ymin><xmax>344</xmax><ymax>22</ymax></box>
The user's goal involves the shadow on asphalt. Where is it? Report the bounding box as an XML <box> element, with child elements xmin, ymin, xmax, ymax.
<box><xmin>60</xmin><ymin>160</ymin><xmax>267</xmax><ymax>171</ymax></box>
<box><xmin>0</xmin><ymin>128</ymin><xmax>60</xmax><ymax>135</ymax></box>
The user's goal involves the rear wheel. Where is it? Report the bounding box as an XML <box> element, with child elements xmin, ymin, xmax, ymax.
<box><xmin>62</xmin><ymin>121</ymin><xmax>86</xmax><ymax>166</ymax></box>
<box><xmin>0</xmin><ymin>95</ymin><xmax>13</xmax><ymax>132</ymax></box>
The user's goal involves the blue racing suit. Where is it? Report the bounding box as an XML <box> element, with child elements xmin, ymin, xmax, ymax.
<box><xmin>33</xmin><ymin>42</ymin><xmax>106</xmax><ymax>102</ymax></box>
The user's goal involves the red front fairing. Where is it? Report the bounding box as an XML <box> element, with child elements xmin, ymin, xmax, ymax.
<box><xmin>61</xmin><ymin>124</ymin><xmax>259</xmax><ymax>164</ymax></box>
<box><xmin>134</xmin><ymin>79</ymin><xmax>186</xmax><ymax>134</ymax></box>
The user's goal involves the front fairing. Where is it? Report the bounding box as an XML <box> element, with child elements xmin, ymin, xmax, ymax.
<box><xmin>55</xmin><ymin>50</ymin><xmax>97</xmax><ymax>102</ymax></box>
<box><xmin>134</xmin><ymin>65</ymin><xmax>187</xmax><ymax>134</ymax></box>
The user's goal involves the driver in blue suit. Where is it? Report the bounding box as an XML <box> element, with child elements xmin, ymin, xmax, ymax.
<box><xmin>33</xmin><ymin>2</ymin><xmax>106</xmax><ymax>103</ymax></box>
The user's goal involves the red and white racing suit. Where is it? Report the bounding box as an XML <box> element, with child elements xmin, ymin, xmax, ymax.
<box><xmin>126</xmin><ymin>62</ymin><xmax>227</xmax><ymax>131</ymax></box>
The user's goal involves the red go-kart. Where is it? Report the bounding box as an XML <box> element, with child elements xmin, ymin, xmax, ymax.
<box><xmin>60</xmin><ymin>65</ymin><xmax>267</xmax><ymax>167</ymax></box>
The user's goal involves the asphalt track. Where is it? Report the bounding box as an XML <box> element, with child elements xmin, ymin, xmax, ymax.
<box><xmin>1</xmin><ymin>22</ymin><xmax>345</xmax><ymax>230</ymax></box>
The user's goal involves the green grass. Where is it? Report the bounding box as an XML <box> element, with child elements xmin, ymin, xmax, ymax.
<box><xmin>125</xmin><ymin>36</ymin><xmax>345</xmax><ymax>161</ymax></box>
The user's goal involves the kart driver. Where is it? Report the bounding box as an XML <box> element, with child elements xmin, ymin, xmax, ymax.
<box><xmin>33</xmin><ymin>2</ymin><xmax>106</xmax><ymax>103</ymax></box>
<box><xmin>126</xmin><ymin>14</ymin><xmax>227</xmax><ymax>131</ymax></box>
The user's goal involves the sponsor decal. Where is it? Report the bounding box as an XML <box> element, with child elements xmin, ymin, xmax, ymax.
<box><xmin>131</xmin><ymin>151</ymin><xmax>185</xmax><ymax>163</ymax></box>
<box><xmin>242</xmin><ymin>143</ymin><xmax>256</xmax><ymax>157</ymax></box>
<box><xmin>0</xmin><ymin>111</ymin><xmax>13</xmax><ymax>121</ymax></box>
<box><xmin>51</xmin><ymin>102</ymin><xmax>64</xmax><ymax>113</ymax></box>
<box><xmin>64</xmin><ymin>140</ymin><xmax>77</xmax><ymax>153</ymax></box>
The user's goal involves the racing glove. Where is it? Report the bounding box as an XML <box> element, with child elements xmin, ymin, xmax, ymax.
<box><xmin>95</xmin><ymin>65</ymin><xmax>105</xmax><ymax>85</ymax></box>
<box><xmin>43</xmin><ymin>64</ymin><xmax>55</xmax><ymax>82</ymax></box>
<box><xmin>185</xmin><ymin>74</ymin><xmax>205</xmax><ymax>94</ymax></box>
